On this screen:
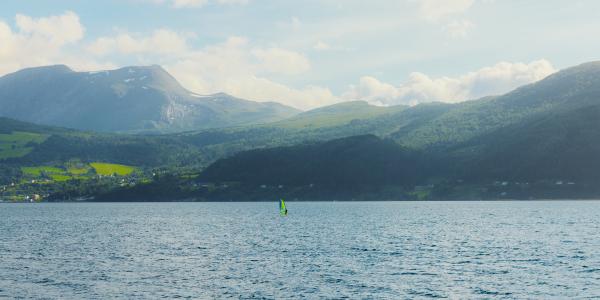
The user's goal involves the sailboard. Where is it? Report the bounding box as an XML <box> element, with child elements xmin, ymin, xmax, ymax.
<box><xmin>279</xmin><ymin>198</ymin><xmax>288</xmax><ymax>216</ymax></box>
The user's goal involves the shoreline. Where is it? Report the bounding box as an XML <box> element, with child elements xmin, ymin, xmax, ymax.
<box><xmin>4</xmin><ymin>198</ymin><xmax>600</xmax><ymax>203</ymax></box>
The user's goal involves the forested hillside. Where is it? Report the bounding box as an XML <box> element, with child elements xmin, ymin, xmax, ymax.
<box><xmin>4</xmin><ymin>61</ymin><xmax>600</xmax><ymax>201</ymax></box>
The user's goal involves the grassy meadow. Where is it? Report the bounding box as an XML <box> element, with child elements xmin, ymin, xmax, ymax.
<box><xmin>0</xmin><ymin>131</ymin><xmax>48</xmax><ymax>159</ymax></box>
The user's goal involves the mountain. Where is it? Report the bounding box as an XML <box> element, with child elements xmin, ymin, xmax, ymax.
<box><xmin>390</xmin><ymin>61</ymin><xmax>600</xmax><ymax>150</ymax></box>
<box><xmin>200</xmin><ymin>134</ymin><xmax>423</xmax><ymax>186</ymax></box>
<box><xmin>7</xmin><ymin>60</ymin><xmax>600</xmax><ymax>171</ymax></box>
<box><xmin>192</xmin><ymin>61</ymin><xmax>600</xmax><ymax>154</ymax></box>
<box><xmin>454</xmin><ymin>102</ymin><xmax>600</xmax><ymax>182</ymax></box>
<box><xmin>273</xmin><ymin>101</ymin><xmax>407</xmax><ymax>129</ymax></box>
<box><xmin>191</xmin><ymin>98</ymin><xmax>600</xmax><ymax>200</ymax></box>
<box><xmin>0</xmin><ymin>117</ymin><xmax>205</xmax><ymax>169</ymax></box>
<box><xmin>0</xmin><ymin>65</ymin><xmax>300</xmax><ymax>132</ymax></box>
<box><xmin>5</xmin><ymin>60</ymin><xmax>600</xmax><ymax>200</ymax></box>
<box><xmin>96</xmin><ymin>135</ymin><xmax>428</xmax><ymax>201</ymax></box>
<box><xmin>179</xmin><ymin>61</ymin><xmax>600</xmax><ymax>199</ymax></box>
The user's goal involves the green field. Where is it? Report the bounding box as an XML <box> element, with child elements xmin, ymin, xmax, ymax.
<box><xmin>90</xmin><ymin>163</ymin><xmax>136</xmax><ymax>176</ymax></box>
<box><xmin>21</xmin><ymin>166</ymin><xmax>74</xmax><ymax>182</ymax></box>
<box><xmin>49</xmin><ymin>174</ymin><xmax>72</xmax><ymax>182</ymax></box>
<box><xmin>67</xmin><ymin>166</ymin><xmax>91</xmax><ymax>175</ymax></box>
<box><xmin>0</xmin><ymin>131</ymin><xmax>48</xmax><ymax>159</ymax></box>
<box><xmin>21</xmin><ymin>166</ymin><xmax>65</xmax><ymax>177</ymax></box>
<box><xmin>21</xmin><ymin>162</ymin><xmax>136</xmax><ymax>181</ymax></box>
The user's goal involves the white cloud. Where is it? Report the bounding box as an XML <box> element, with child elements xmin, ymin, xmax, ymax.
<box><xmin>343</xmin><ymin>76</ymin><xmax>399</xmax><ymax>106</ymax></box>
<box><xmin>313</xmin><ymin>41</ymin><xmax>331</xmax><ymax>51</ymax></box>
<box><xmin>0</xmin><ymin>11</ymin><xmax>113</xmax><ymax>75</ymax></box>
<box><xmin>0</xmin><ymin>22</ymin><xmax>15</xmax><ymax>59</ymax></box>
<box><xmin>172</xmin><ymin>0</ymin><xmax>208</xmax><ymax>8</ymax></box>
<box><xmin>291</xmin><ymin>17</ymin><xmax>302</xmax><ymax>30</ymax></box>
<box><xmin>148</xmin><ymin>0</ymin><xmax>248</xmax><ymax>8</ymax></box>
<box><xmin>87</xmin><ymin>29</ymin><xmax>189</xmax><ymax>56</ymax></box>
<box><xmin>252</xmin><ymin>47</ymin><xmax>310</xmax><ymax>75</ymax></box>
<box><xmin>416</xmin><ymin>0</ymin><xmax>475</xmax><ymax>21</ymax></box>
<box><xmin>87</xmin><ymin>32</ymin><xmax>330</xmax><ymax>109</ymax></box>
<box><xmin>14</xmin><ymin>11</ymin><xmax>84</xmax><ymax>44</ymax></box>
<box><xmin>86</xmin><ymin>27</ymin><xmax>333</xmax><ymax>109</ymax></box>
<box><xmin>0</xmin><ymin>10</ymin><xmax>559</xmax><ymax>112</ymax></box>
<box><xmin>217</xmin><ymin>0</ymin><xmax>248</xmax><ymax>4</ymax></box>
<box><xmin>343</xmin><ymin>60</ymin><xmax>557</xmax><ymax>106</ymax></box>
<box><xmin>443</xmin><ymin>19</ymin><xmax>474</xmax><ymax>38</ymax></box>
<box><xmin>162</xmin><ymin>37</ymin><xmax>337</xmax><ymax>109</ymax></box>
<box><xmin>88</xmin><ymin>31</ymin><xmax>310</xmax><ymax>76</ymax></box>
<box><xmin>415</xmin><ymin>1</ymin><xmax>479</xmax><ymax>45</ymax></box>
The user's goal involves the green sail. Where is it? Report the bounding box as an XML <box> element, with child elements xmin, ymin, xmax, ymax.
<box><xmin>280</xmin><ymin>199</ymin><xmax>287</xmax><ymax>216</ymax></box>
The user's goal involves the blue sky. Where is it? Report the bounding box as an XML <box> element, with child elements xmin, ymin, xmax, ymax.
<box><xmin>1</xmin><ymin>0</ymin><xmax>599</xmax><ymax>109</ymax></box>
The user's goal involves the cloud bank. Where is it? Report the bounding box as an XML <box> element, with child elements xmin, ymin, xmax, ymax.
<box><xmin>0</xmin><ymin>11</ymin><xmax>114</xmax><ymax>75</ymax></box>
<box><xmin>86</xmin><ymin>31</ymin><xmax>330</xmax><ymax>109</ymax></box>
<box><xmin>416</xmin><ymin>0</ymin><xmax>475</xmax><ymax>21</ymax></box>
<box><xmin>149</xmin><ymin>0</ymin><xmax>249</xmax><ymax>8</ymax></box>
<box><xmin>0</xmin><ymin>11</ymin><xmax>558</xmax><ymax>110</ymax></box>
<box><xmin>343</xmin><ymin>60</ymin><xmax>557</xmax><ymax>106</ymax></box>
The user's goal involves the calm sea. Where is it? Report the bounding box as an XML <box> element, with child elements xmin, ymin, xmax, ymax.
<box><xmin>1</xmin><ymin>201</ymin><xmax>600</xmax><ymax>299</ymax></box>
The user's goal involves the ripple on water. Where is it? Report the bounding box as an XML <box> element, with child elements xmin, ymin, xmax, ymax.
<box><xmin>1</xmin><ymin>201</ymin><xmax>600</xmax><ymax>299</ymax></box>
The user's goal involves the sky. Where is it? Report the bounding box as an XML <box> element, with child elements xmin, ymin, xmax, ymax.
<box><xmin>1</xmin><ymin>0</ymin><xmax>599</xmax><ymax>110</ymax></box>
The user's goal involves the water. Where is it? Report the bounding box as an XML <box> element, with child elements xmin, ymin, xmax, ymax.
<box><xmin>1</xmin><ymin>201</ymin><xmax>600</xmax><ymax>299</ymax></box>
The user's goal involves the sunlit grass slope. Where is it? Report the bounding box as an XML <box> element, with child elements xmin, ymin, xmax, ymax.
<box><xmin>90</xmin><ymin>163</ymin><xmax>136</xmax><ymax>176</ymax></box>
<box><xmin>0</xmin><ymin>131</ymin><xmax>48</xmax><ymax>159</ymax></box>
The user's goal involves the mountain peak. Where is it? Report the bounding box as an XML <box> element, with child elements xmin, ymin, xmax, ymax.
<box><xmin>117</xmin><ymin>64</ymin><xmax>167</xmax><ymax>72</ymax></box>
<box><xmin>300</xmin><ymin>100</ymin><xmax>402</xmax><ymax>117</ymax></box>
<box><xmin>13</xmin><ymin>64</ymin><xmax>73</xmax><ymax>75</ymax></box>
<box><xmin>111</xmin><ymin>65</ymin><xmax>171</xmax><ymax>77</ymax></box>
<box><xmin>0</xmin><ymin>64</ymin><xmax>300</xmax><ymax>132</ymax></box>
<box><xmin>547</xmin><ymin>60</ymin><xmax>600</xmax><ymax>77</ymax></box>
<box><xmin>202</xmin><ymin>92</ymin><xmax>229</xmax><ymax>97</ymax></box>
<box><xmin>528</xmin><ymin>60</ymin><xmax>600</xmax><ymax>86</ymax></box>
<box><xmin>567</xmin><ymin>60</ymin><xmax>600</xmax><ymax>69</ymax></box>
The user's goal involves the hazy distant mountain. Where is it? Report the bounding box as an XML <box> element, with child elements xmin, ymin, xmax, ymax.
<box><xmin>0</xmin><ymin>65</ymin><xmax>300</xmax><ymax>132</ymax></box>
<box><xmin>257</xmin><ymin>61</ymin><xmax>600</xmax><ymax>151</ymax></box>
<box><xmin>5</xmin><ymin>61</ymin><xmax>600</xmax><ymax>200</ymax></box>
<box><xmin>273</xmin><ymin>101</ymin><xmax>407</xmax><ymax>129</ymax></box>
<box><xmin>195</xmin><ymin>61</ymin><xmax>600</xmax><ymax>188</ymax></box>
<box><xmin>390</xmin><ymin>61</ymin><xmax>600</xmax><ymax>149</ymax></box>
